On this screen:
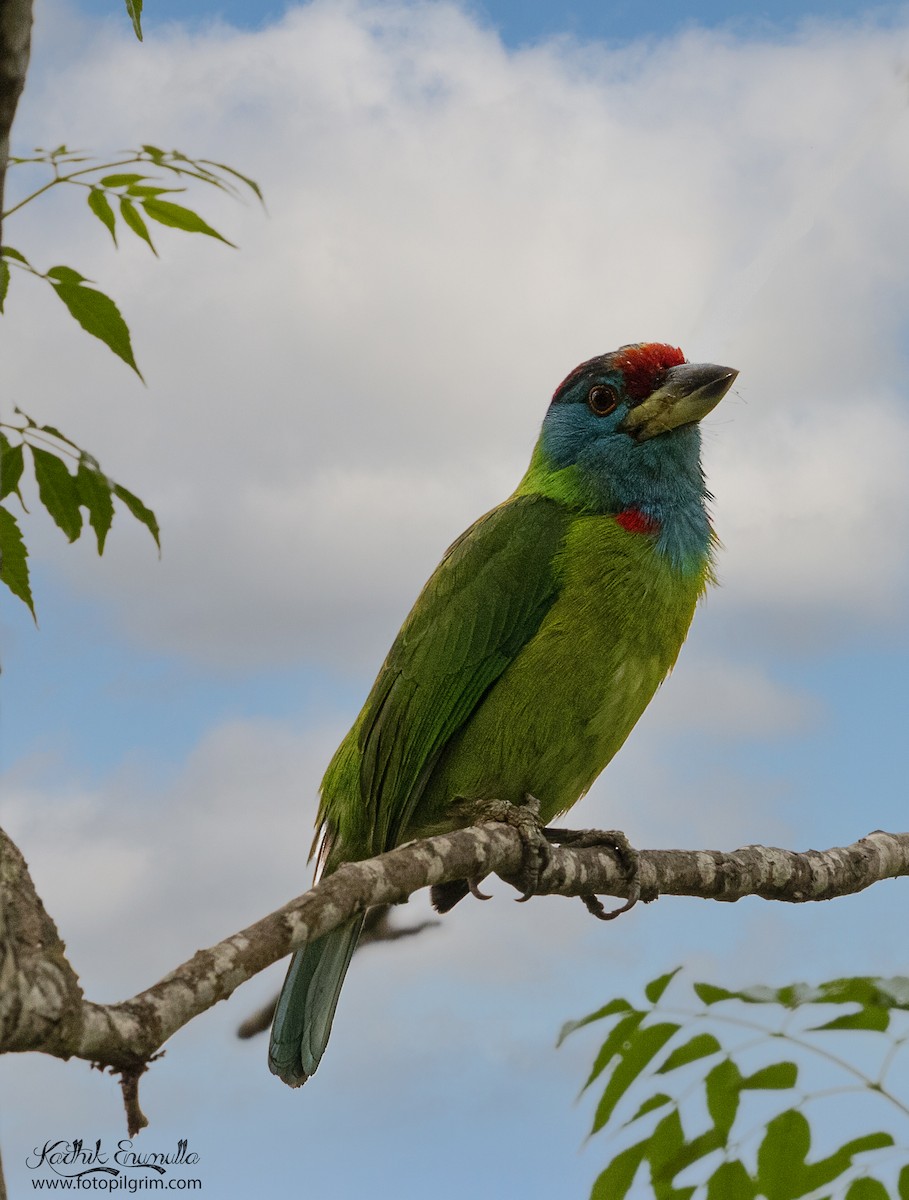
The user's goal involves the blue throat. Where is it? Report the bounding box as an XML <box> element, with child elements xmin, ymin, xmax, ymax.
<box><xmin>540</xmin><ymin>422</ymin><xmax>713</xmax><ymax>576</ymax></box>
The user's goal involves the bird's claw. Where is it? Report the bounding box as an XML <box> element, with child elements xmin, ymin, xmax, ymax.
<box><xmin>469</xmin><ymin>794</ymin><xmax>551</xmax><ymax>903</ymax></box>
<box><xmin>460</xmin><ymin>806</ymin><xmax>641</xmax><ymax>916</ymax></box>
<box><xmin>468</xmin><ymin>877</ymin><xmax>492</xmax><ymax>901</ymax></box>
<box><xmin>581</xmin><ymin>891</ymin><xmax>638</xmax><ymax>921</ymax></box>
<box><xmin>544</xmin><ymin>827</ymin><xmax>642</xmax><ymax>919</ymax></box>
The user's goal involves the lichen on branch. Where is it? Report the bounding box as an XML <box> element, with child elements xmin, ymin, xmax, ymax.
<box><xmin>1</xmin><ymin>822</ymin><xmax>908</xmax><ymax>1129</ymax></box>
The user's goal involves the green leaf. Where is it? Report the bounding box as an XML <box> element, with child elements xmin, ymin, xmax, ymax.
<box><xmin>803</xmin><ymin>1134</ymin><xmax>894</xmax><ymax>1193</ymax></box>
<box><xmin>87</xmin><ymin>188</ymin><xmax>117</xmax><ymax>245</ymax></box>
<box><xmin>30</xmin><ymin>445</ymin><xmax>82</xmax><ymax>541</ymax></box>
<box><xmin>742</xmin><ymin>1062</ymin><xmax>798</xmax><ymax>1090</ymax></box>
<box><xmin>648</xmin><ymin>1109</ymin><xmax>700</xmax><ymax>1197</ymax></box>
<box><xmin>706</xmin><ymin>1161</ymin><xmax>756</xmax><ymax>1200</ymax></box>
<box><xmin>0</xmin><ymin>245</ymin><xmax>28</xmax><ymax>263</ymax></box>
<box><xmin>628</xmin><ymin>1093</ymin><xmax>673</xmax><ymax>1124</ymax></box>
<box><xmin>164</xmin><ymin>163</ymin><xmax>233</xmax><ymax>191</ymax></box>
<box><xmin>756</xmin><ymin>1110</ymin><xmax>811</xmax><ymax>1200</ymax></box>
<box><xmin>77</xmin><ymin>458</ymin><xmax>115</xmax><ymax>554</ymax></box>
<box><xmin>100</xmin><ymin>173</ymin><xmax>147</xmax><ymax>188</ymax></box>
<box><xmin>757</xmin><ymin>1110</ymin><xmax>893</xmax><ymax>1200</ymax></box>
<box><xmin>199</xmin><ymin>158</ymin><xmax>265</xmax><ymax>204</ymax></box>
<box><xmin>646</xmin><ymin>969</ymin><xmax>682</xmax><ymax>1004</ymax></box>
<box><xmin>0</xmin><ymin>256</ymin><xmax>9</xmax><ymax>312</ymax></box>
<box><xmin>0</xmin><ymin>435</ymin><xmax>24</xmax><ymax>500</ymax></box>
<box><xmin>766</xmin><ymin>984</ymin><xmax>814</xmax><ymax>1008</ymax></box>
<box><xmin>845</xmin><ymin>1181</ymin><xmax>890</xmax><ymax>1199</ymax></box>
<box><xmin>592</xmin><ymin>1022</ymin><xmax>680</xmax><ymax>1132</ymax></box>
<box><xmin>899</xmin><ymin>1164</ymin><xmax>909</xmax><ymax>1200</ymax></box>
<box><xmin>865</xmin><ymin>976</ymin><xmax>909</xmax><ymax>1007</ymax></box>
<box><xmin>705</xmin><ymin>1059</ymin><xmax>743</xmax><ymax>1139</ymax></box>
<box><xmin>641</xmin><ymin>1099</ymin><xmax>729</xmax><ymax>1189</ymax></box>
<box><xmin>119</xmin><ymin>197</ymin><xmax>157</xmax><ymax>254</ymax></box>
<box><xmin>694</xmin><ymin>983</ymin><xmax>739</xmax><ymax>1006</ymax></box>
<box><xmin>591</xmin><ymin>1140</ymin><xmax>648</xmax><ymax>1200</ymax></box>
<box><xmin>657</xmin><ymin>1033</ymin><xmax>721</xmax><ymax>1074</ymax></box>
<box><xmin>654</xmin><ymin>1185</ymin><xmax>696</xmax><ymax>1200</ymax></box>
<box><xmin>696</xmin><ymin>982</ymin><xmax>802</xmax><ymax>1007</ymax></box>
<box><xmin>810</xmin><ymin>1008</ymin><xmax>890</xmax><ymax>1033</ymax></box>
<box><xmin>113</xmin><ymin>483</ymin><xmax>160</xmax><ymax>550</ymax></box>
<box><xmin>126</xmin><ymin>184</ymin><xmax>184</xmax><ymax>198</ymax></box>
<box><xmin>39</xmin><ymin>424</ymin><xmax>82</xmax><ymax>451</ymax></box>
<box><xmin>141</xmin><ymin>197</ymin><xmax>236</xmax><ymax>246</ymax></box>
<box><xmin>558</xmin><ymin>998</ymin><xmax>637</xmax><ymax>1046</ymax></box>
<box><xmin>124</xmin><ymin>0</ymin><xmax>143</xmax><ymax>40</ymax></box>
<box><xmin>47</xmin><ymin>268</ymin><xmax>143</xmax><ymax>378</ymax></box>
<box><xmin>818</xmin><ymin>976</ymin><xmax>909</xmax><ymax>1009</ymax></box>
<box><xmin>583</xmin><ymin>1012</ymin><xmax>646</xmax><ymax>1090</ymax></box>
<box><xmin>0</xmin><ymin>504</ymin><xmax>35</xmax><ymax>617</ymax></box>
<box><xmin>665</xmin><ymin>1129</ymin><xmax>726</xmax><ymax>1186</ymax></box>
<box><xmin>46</xmin><ymin>266</ymin><xmax>89</xmax><ymax>284</ymax></box>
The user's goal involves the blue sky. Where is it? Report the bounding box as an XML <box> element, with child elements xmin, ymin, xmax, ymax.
<box><xmin>76</xmin><ymin>0</ymin><xmax>907</xmax><ymax>40</ymax></box>
<box><xmin>3</xmin><ymin>0</ymin><xmax>909</xmax><ymax>1196</ymax></box>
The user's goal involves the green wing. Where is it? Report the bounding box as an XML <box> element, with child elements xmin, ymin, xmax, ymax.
<box><xmin>319</xmin><ymin>493</ymin><xmax>568</xmax><ymax>858</ymax></box>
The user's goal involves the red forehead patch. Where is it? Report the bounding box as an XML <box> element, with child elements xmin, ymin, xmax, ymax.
<box><xmin>615</xmin><ymin>343</ymin><xmax>686</xmax><ymax>400</ymax></box>
<box><xmin>552</xmin><ymin>342</ymin><xmax>685</xmax><ymax>402</ymax></box>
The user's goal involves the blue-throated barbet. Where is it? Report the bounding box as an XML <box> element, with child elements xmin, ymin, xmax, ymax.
<box><xmin>269</xmin><ymin>342</ymin><xmax>737</xmax><ymax>1086</ymax></box>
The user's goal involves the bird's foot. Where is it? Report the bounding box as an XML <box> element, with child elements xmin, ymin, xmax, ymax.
<box><xmin>543</xmin><ymin>827</ymin><xmax>642</xmax><ymax>920</ymax></box>
<box><xmin>432</xmin><ymin>806</ymin><xmax>643</xmax><ymax>917</ymax></box>
<box><xmin>469</xmin><ymin>794</ymin><xmax>552</xmax><ymax>903</ymax></box>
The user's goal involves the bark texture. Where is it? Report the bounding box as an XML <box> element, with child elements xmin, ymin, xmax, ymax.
<box><xmin>0</xmin><ymin>0</ymin><xmax>33</xmax><ymax>237</ymax></box>
<box><xmin>3</xmin><ymin>822</ymin><xmax>908</xmax><ymax>1080</ymax></box>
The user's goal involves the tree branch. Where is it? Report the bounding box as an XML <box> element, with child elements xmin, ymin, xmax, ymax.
<box><xmin>2</xmin><ymin>823</ymin><xmax>908</xmax><ymax>1129</ymax></box>
<box><xmin>236</xmin><ymin>903</ymin><xmax>440</xmax><ymax>1040</ymax></box>
<box><xmin>1</xmin><ymin>2</ymin><xmax>37</xmax><ymax>1186</ymax></box>
<box><xmin>0</xmin><ymin>0</ymin><xmax>34</xmax><ymax>241</ymax></box>
<box><xmin>0</xmin><ymin>825</ymin><xmax>85</xmax><ymax>1056</ymax></box>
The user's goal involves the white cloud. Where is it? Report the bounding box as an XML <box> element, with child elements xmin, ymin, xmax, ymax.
<box><xmin>5</xmin><ymin>10</ymin><xmax>909</xmax><ymax>1196</ymax></box>
<box><xmin>715</xmin><ymin>399</ymin><xmax>909</xmax><ymax>625</ymax></box>
<box><xmin>0</xmin><ymin>718</ymin><xmax>338</xmax><ymax>995</ymax></box>
<box><xmin>3</xmin><ymin>1</ymin><xmax>909</xmax><ymax>672</ymax></box>
<box><xmin>646</xmin><ymin>654</ymin><xmax>820</xmax><ymax>738</ymax></box>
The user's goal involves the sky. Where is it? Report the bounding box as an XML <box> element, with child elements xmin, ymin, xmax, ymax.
<box><xmin>2</xmin><ymin>0</ymin><xmax>909</xmax><ymax>1195</ymax></box>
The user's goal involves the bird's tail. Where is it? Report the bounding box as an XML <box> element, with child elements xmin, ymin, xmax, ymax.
<box><xmin>268</xmin><ymin>913</ymin><xmax>365</xmax><ymax>1087</ymax></box>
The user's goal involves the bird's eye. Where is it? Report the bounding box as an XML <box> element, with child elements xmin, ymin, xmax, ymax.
<box><xmin>587</xmin><ymin>385</ymin><xmax>618</xmax><ymax>417</ymax></box>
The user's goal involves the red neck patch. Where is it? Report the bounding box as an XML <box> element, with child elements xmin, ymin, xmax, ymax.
<box><xmin>616</xmin><ymin>508</ymin><xmax>661</xmax><ymax>536</ymax></box>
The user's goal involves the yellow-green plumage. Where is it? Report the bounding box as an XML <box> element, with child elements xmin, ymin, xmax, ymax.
<box><xmin>269</xmin><ymin>342</ymin><xmax>736</xmax><ymax>1087</ymax></box>
<box><xmin>420</xmin><ymin>508</ymin><xmax>713</xmax><ymax>830</ymax></box>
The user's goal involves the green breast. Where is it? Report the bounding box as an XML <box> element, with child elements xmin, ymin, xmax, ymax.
<box><xmin>413</xmin><ymin>516</ymin><xmax>709</xmax><ymax>832</ymax></box>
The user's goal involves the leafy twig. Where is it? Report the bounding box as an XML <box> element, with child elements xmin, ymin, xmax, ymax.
<box><xmin>1</xmin><ymin>146</ymin><xmax>262</xmax><ymax>377</ymax></box>
<box><xmin>0</xmin><ymin>413</ymin><xmax>159</xmax><ymax>618</ymax></box>
<box><xmin>562</xmin><ymin>970</ymin><xmax>909</xmax><ymax>1199</ymax></box>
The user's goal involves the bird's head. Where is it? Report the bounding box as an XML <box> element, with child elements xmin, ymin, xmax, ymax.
<box><xmin>536</xmin><ymin>342</ymin><xmax>737</xmax><ymax>514</ymax></box>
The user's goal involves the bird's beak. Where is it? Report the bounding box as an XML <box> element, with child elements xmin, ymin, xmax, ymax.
<box><xmin>619</xmin><ymin>362</ymin><xmax>738</xmax><ymax>442</ymax></box>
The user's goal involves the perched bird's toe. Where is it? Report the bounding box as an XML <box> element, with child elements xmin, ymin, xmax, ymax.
<box><xmin>544</xmin><ymin>827</ymin><xmax>642</xmax><ymax>920</ymax></box>
<box><xmin>581</xmin><ymin>891</ymin><xmax>639</xmax><ymax>921</ymax></box>
<box><xmin>467</xmin><ymin>794</ymin><xmax>552</xmax><ymax>901</ymax></box>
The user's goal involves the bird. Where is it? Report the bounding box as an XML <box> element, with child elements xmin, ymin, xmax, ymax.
<box><xmin>269</xmin><ymin>341</ymin><xmax>737</xmax><ymax>1087</ymax></box>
